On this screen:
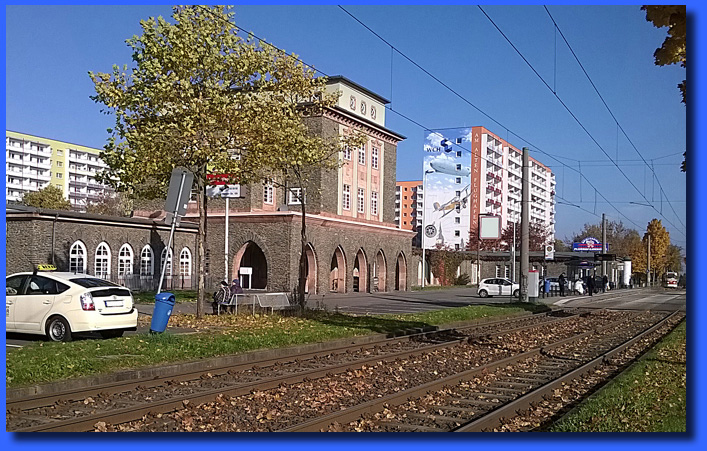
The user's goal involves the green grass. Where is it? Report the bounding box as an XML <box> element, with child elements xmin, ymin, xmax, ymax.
<box><xmin>549</xmin><ymin>321</ymin><xmax>686</xmax><ymax>432</ymax></box>
<box><xmin>131</xmin><ymin>290</ymin><xmax>200</xmax><ymax>304</ymax></box>
<box><xmin>6</xmin><ymin>303</ymin><xmax>548</xmax><ymax>388</ymax></box>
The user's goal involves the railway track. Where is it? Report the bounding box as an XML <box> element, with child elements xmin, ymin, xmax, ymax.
<box><xmin>7</xmin><ymin>309</ymin><xmax>681</xmax><ymax>432</ymax></box>
<box><xmin>6</xmin><ymin>310</ymin><xmax>573</xmax><ymax>432</ymax></box>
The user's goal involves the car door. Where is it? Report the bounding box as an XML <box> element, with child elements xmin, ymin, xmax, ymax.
<box><xmin>491</xmin><ymin>279</ymin><xmax>502</xmax><ymax>296</ymax></box>
<box><xmin>13</xmin><ymin>275</ymin><xmax>60</xmax><ymax>332</ymax></box>
<box><xmin>5</xmin><ymin>275</ymin><xmax>28</xmax><ymax>332</ymax></box>
<box><xmin>500</xmin><ymin>279</ymin><xmax>512</xmax><ymax>295</ymax></box>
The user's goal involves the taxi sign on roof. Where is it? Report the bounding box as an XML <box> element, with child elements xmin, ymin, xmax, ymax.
<box><xmin>36</xmin><ymin>264</ymin><xmax>57</xmax><ymax>271</ymax></box>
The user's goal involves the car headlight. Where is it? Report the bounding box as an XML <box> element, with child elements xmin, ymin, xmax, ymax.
<box><xmin>80</xmin><ymin>292</ymin><xmax>95</xmax><ymax>311</ymax></box>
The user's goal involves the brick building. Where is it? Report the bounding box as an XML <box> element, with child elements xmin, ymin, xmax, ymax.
<box><xmin>6</xmin><ymin>77</ymin><xmax>417</xmax><ymax>295</ymax></box>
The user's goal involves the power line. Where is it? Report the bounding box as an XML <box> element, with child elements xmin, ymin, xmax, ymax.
<box><xmin>477</xmin><ymin>5</ymin><xmax>685</xmax><ymax>237</ymax></box>
<box><xmin>543</xmin><ymin>5</ymin><xmax>686</xmax><ymax>232</ymax></box>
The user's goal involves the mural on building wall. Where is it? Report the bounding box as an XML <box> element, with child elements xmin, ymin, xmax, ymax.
<box><xmin>422</xmin><ymin>128</ymin><xmax>472</xmax><ymax>250</ymax></box>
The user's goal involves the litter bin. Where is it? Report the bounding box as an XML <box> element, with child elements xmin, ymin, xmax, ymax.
<box><xmin>544</xmin><ymin>279</ymin><xmax>551</xmax><ymax>297</ymax></box>
<box><xmin>151</xmin><ymin>292</ymin><xmax>176</xmax><ymax>334</ymax></box>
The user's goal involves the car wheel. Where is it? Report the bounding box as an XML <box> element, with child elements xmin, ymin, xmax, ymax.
<box><xmin>513</xmin><ymin>289</ymin><xmax>520</xmax><ymax>298</ymax></box>
<box><xmin>478</xmin><ymin>289</ymin><xmax>489</xmax><ymax>298</ymax></box>
<box><xmin>100</xmin><ymin>330</ymin><xmax>124</xmax><ymax>339</ymax></box>
<box><xmin>46</xmin><ymin>316</ymin><xmax>72</xmax><ymax>342</ymax></box>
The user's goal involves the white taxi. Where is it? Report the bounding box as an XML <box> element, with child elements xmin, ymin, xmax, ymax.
<box><xmin>5</xmin><ymin>266</ymin><xmax>138</xmax><ymax>342</ymax></box>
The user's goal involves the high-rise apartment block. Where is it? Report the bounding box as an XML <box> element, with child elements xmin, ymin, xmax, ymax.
<box><xmin>420</xmin><ymin>126</ymin><xmax>555</xmax><ymax>250</ymax></box>
<box><xmin>395</xmin><ymin>180</ymin><xmax>423</xmax><ymax>246</ymax></box>
<box><xmin>6</xmin><ymin>131</ymin><xmax>114</xmax><ymax>210</ymax></box>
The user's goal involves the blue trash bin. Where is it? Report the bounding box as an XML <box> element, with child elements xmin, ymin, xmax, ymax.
<box><xmin>544</xmin><ymin>279</ymin><xmax>551</xmax><ymax>296</ymax></box>
<box><xmin>151</xmin><ymin>292</ymin><xmax>175</xmax><ymax>333</ymax></box>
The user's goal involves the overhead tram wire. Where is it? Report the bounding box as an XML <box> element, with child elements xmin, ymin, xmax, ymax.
<box><xmin>543</xmin><ymin>5</ymin><xmax>686</xmax><ymax>232</ymax></box>
<box><xmin>477</xmin><ymin>5</ymin><xmax>685</xmax><ymax>236</ymax></box>
<box><xmin>195</xmin><ymin>5</ymin><xmax>663</xmax><ymax>236</ymax></box>
<box><xmin>336</xmin><ymin>5</ymin><xmax>654</xmax><ymax>234</ymax></box>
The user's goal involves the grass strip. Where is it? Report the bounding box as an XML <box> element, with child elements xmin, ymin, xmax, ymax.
<box><xmin>6</xmin><ymin>303</ymin><xmax>547</xmax><ymax>388</ymax></box>
<box><xmin>549</xmin><ymin>321</ymin><xmax>686</xmax><ymax>432</ymax></box>
<box><xmin>132</xmin><ymin>290</ymin><xmax>199</xmax><ymax>304</ymax></box>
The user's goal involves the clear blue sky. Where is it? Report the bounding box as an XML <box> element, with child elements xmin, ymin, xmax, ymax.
<box><xmin>4</xmin><ymin>4</ymin><xmax>689</xmax><ymax>248</ymax></box>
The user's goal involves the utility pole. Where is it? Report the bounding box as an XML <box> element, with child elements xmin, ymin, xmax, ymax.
<box><xmin>520</xmin><ymin>147</ymin><xmax>530</xmax><ymax>302</ymax></box>
<box><xmin>511</xmin><ymin>220</ymin><xmax>516</xmax><ymax>282</ymax></box>
<box><xmin>601</xmin><ymin>213</ymin><xmax>607</xmax><ymax>279</ymax></box>
<box><xmin>647</xmin><ymin>234</ymin><xmax>651</xmax><ymax>287</ymax></box>
<box><xmin>421</xmin><ymin>170</ymin><xmax>433</xmax><ymax>288</ymax></box>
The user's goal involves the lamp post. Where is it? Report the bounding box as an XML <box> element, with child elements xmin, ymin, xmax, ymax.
<box><xmin>421</xmin><ymin>169</ymin><xmax>434</xmax><ymax>288</ymax></box>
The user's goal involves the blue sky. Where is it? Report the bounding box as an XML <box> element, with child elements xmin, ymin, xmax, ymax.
<box><xmin>5</xmin><ymin>4</ymin><xmax>687</xmax><ymax>247</ymax></box>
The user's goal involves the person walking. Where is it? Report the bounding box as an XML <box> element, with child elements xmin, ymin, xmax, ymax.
<box><xmin>602</xmin><ymin>274</ymin><xmax>608</xmax><ymax>293</ymax></box>
<box><xmin>559</xmin><ymin>273</ymin><xmax>566</xmax><ymax>296</ymax></box>
<box><xmin>587</xmin><ymin>274</ymin><xmax>595</xmax><ymax>296</ymax></box>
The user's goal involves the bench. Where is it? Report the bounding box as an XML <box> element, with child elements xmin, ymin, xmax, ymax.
<box><xmin>217</xmin><ymin>293</ymin><xmax>245</xmax><ymax>315</ymax></box>
<box><xmin>255</xmin><ymin>292</ymin><xmax>296</xmax><ymax>314</ymax></box>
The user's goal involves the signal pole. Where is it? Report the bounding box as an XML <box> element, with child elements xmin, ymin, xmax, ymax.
<box><xmin>647</xmin><ymin>234</ymin><xmax>651</xmax><ymax>287</ymax></box>
<box><xmin>601</xmin><ymin>213</ymin><xmax>607</xmax><ymax>279</ymax></box>
<box><xmin>520</xmin><ymin>147</ymin><xmax>530</xmax><ymax>302</ymax></box>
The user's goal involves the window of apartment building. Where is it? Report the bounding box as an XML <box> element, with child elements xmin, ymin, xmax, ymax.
<box><xmin>358</xmin><ymin>146</ymin><xmax>366</xmax><ymax>165</ymax></box>
<box><xmin>263</xmin><ymin>182</ymin><xmax>274</xmax><ymax>204</ymax></box>
<box><xmin>456</xmin><ymin>137</ymin><xmax>463</xmax><ymax>144</ymax></box>
<box><xmin>56</xmin><ymin>161</ymin><xmax>63</xmax><ymax>167</ymax></box>
<box><xmin>505</xmin><ymin>265</ymin><xmax>511</xmax><ymax>279</ymax></box>
<box><xmin>455</xmin><ymin>203</ymin><xmax>461</xmax><ymax>214</ymax></box>
<box><xmin>454</xmin><ymin>230</ymin><xmax>460</xmax><ymax>237</ymax></box>
<box><xmin>495</xmin><ymin>265</ymin><xmax>502</xmax><ymax>278</ymax></box>
<box><xmin>455</xmin><ymin>244</ymin><xmax>460</xmax><ymax>250</ymax></box>
<box><xmin>357</xmin><ymin>188</ymin><xmax>365</xmax><ymax>214</ymax></box>
<box><xmin>371</xmin><ymin>191</ymin><xmax>378</xmax><ymax>216</ymax></box>
<box><xmin>371</xmin><ymin>146</ymin><xmax>379</xmax><ymax>169</ymax></box>
<box><xmin>56</xmin><ymin>173</ymin><xmax>63</xmax><ymax>178</ymax></box>
<box><xmin>456</xmin><ymin>190</ymin><xmax>461</xmax><ymax>197</ymax></box>
<box><xmin>456</xmin><ymin>164</ymin><xmax>462</xmax><ymax>171</ymax></box>
<box><xmin>456</xmin><ymin>151</ymin><xmax>462</xmax><ymax>157</ymax></box>
<box><xmin>455</xmin><ymin>177</ymin><xmax>461</xmax><ymax>184</ymax></box>
<box><xmin>342</xmin><ymin>184</ymin><xmax>351</xmax><ymax>210</ymax></box>
<box><xmin>403</xmin><ymin>221</ymin><xmax>407</xmax><ymax>225</ymax></box>
<box><xmin>404</xmin><ymin>187</ymin><xmax>407</xmax><ymax>191</ymax></box>
<box><xmin>288</xmin><ymin>187</ymin><xmax>304</xmax><ymax>205</ymax></box>
<box><xmin>455</xmin><ymin>217</ymin><xmax>460</xmax><ymax>224</ymax></box>
<box><xmin>343</xmin><ymin>146</ymin><xmax>352</xmax><ymax>160</ymax></box>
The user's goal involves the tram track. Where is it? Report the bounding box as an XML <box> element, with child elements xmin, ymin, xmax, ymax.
<box><xmin>6</xmin><ymin>310</ymin><xmax>572</xmax><ymax>431</ymax></box>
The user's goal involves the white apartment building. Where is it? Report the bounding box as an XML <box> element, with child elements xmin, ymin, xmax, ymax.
<box><xmin>6</xmin><ymin>131</ymin><xmax>114</xmax><ymax>210</ymax></box>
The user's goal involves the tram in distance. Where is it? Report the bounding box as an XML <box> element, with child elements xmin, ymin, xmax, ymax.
<box><xmin>663</xmin><ymin>271</ymin><xmax>679</xmax><ymax>288</ymax></box>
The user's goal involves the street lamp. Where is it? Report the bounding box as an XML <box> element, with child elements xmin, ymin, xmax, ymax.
<box><xmin>421</xmin><ymin>169</ymin><xmax>434</xmax><ymax>288</ymax></box>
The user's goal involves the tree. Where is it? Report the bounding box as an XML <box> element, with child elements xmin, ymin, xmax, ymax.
<box><xmin>642</xmin><ymin>5</ymin><xmax>686</xmax><ymax>171</ymax></box>
<box><xmin>90</xmin><ymin>6</ymin><xmax>336</xmax><ymax>317</ymax></box>
<box><xmin>554</xmin><ymin>238</ymin><xmax>571</xmax><ymax>252</ymax></box>
<box><xmin>21</xmin><ymin>185</ymin><xmax>71</xmax><ymax>210</ymax></box>
<box><xmin>664</xmin><ymin>244</ymin><xmax>683</xmax><ymax>273</ymax></box>
<box><xmin>85</xmin><ymin>192</ymin><xmax>133</xmax><ymax>217</ymax></box>
<box><xmin>570</xmin><ymin>220</ymin><xmax>641</xmax><ymax>257</ymax></box>
<box><xmin>428</xmin><ymin>245</ymin><xmax>465</xmax><ymax>286</ymax></box>
<box><xmin>632</xmin><ymin>219</ymin><xmax>671</xmax><ymax>284</ymax></box>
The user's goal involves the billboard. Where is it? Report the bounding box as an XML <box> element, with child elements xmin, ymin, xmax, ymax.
<box><xmin>422</xmin><ymin>129</ymin><xmax>472</xmax><ymax>250</ymax></box>
<box><xmin>573</xmin><ymin>237</ymin><xmax>606</xmax><ymax>251</ymax></box>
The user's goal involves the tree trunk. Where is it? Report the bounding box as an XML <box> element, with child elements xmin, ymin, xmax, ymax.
<box><xmin>297</xmin><ymin>191</ymin><xmax>308</xmax><ymax>309</ymax></box>
<box><xmin>196</xmin><ymin>168</ymin><xmax>207</xmax><ymax>318</ymax></box>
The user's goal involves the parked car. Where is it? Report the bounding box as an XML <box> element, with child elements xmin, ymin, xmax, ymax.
<box><xmin>5</xmin><ymin>268</ymin><xmax>138</xmax><ymax>342</ymax></box>
<box><xmin>477</xmin><ymin>278</ymin><xmax>520</xmax><ymax>298</ymax></box>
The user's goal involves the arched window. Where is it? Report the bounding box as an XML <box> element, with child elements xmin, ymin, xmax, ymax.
<box><xmin>160</xmin><ymin>248</ymin><xmax>173</xmax><ymax>277</ymax></box>
<box><xmin>179</xmin><ymin>247</ymin><xmax>192</xmax><ymax>277</ymax></box>
<box><xmin>69</xmin><ymin>241</ymin><xmax>87</xmax><ymax>274</ymax></box>
<box><xmin>140</xmin><ymin>245</ymin><xmax>154</xmax><ymax>277</ymax></box>
<box><xmin>118</xmin><ymin>244</ymin><xmax>134</xmax><ymax>276</ymax></box>
<box><xmin>94</xmin><ymin>242</ymin><xmax>111</xmax><ymax>277</ymax></box>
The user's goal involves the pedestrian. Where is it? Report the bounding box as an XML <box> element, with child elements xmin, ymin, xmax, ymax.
<box><xmin>228</xmin><ymin>278</ymin><xmax>244</xmax><ymax>313</ymax></box>
<box><xmin>574</xmin><ymin>278</ymin><xmax>584</xmax><ymax>295</ymax></box>
<box><xmin>212</xmin><ymin>280</ymin><xmax>231</xmax><ymax>314</ymax></box>
<box><xmin>559</xmin><ymin>273</ymin><xmax>566</xmax><ymax>296</ymax></box>
<box><xmin>587</xmin><ymin>275</ymin><xmax>595</xmax><ymax>296</ymax></box>
<box><xmin>602</xmin><ymin>274</ymin><xmax>608</xmax><ymax>293</ymax></box>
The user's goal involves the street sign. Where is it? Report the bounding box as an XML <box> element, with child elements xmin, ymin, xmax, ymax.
<box><xmin>164</xmin><ymin>167</ymin><xmax>193</xmax><ymax>225</ymax></box>
<box><xmin>221</xmin><ymin>184</ymin><xmax>241</xmax><ymax>198</ymax></box>
<box><xmin>594</xmin><ymin>253</ymin><xmax>616</xmax><ymax>262</ymax></box>
<box><xmin>544</xmin><ymin>244</ymin><xmax>555</xmax><ymax>260</ymax></box>
<box><xmin>478</xmin><ymin>214</ymin><xmax>501</xmax><ymax>240</ymax></box>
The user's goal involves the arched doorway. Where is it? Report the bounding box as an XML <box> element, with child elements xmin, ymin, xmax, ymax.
<box><xmin>304</xmin><ymin>243</ymin><xmax>317</xmax><ymax>294</ymax></box>
<box><xmin>395</xmin><ymin>252</ymin><xmax>407</xmax><ymax>291</ymax></box>
<box><xmin>232</xmin><ymin>241</ymin><xmax>268</xmax><ymax>289</ymax></box>
<box><xmin>353</xmin><ymin>249</ymin><xmax>368</xmax><ymax>293</ymax></box>
<box><xmin>374</xmin><ymin>250</ymin><xmax>387</xmax><ymax>292</ymax></box>
<box><xmin>329</xmin><ymin>246</ymin><xmax>346</xmax><ymax>293</ymax></box>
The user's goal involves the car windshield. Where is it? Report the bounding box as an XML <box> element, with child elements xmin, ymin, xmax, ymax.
<box><xmin>69</xmin><ymin>277</ymin><xmax>121</xmax><ymax>288</ymax></box>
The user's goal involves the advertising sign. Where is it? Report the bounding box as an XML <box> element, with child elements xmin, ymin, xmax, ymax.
<box><xmin>572</xmin><ymin>237</ymin><xmax>604</xmax><ymax>251</ymax></box>
<box><xmin>479</xmin><ymin>215</ymin><xmax>501</xmax><ymax>240</ymax></box>
<box><xmin>422</xmin><ymin>129</ymin><xmax>472</xmax><ymax>250</ymax></box>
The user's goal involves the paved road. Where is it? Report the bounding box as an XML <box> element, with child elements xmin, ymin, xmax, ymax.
<box><xmin>6</xmin><ymin>287</ymin><xmax>685</xmax><ymax>348</ymax></box>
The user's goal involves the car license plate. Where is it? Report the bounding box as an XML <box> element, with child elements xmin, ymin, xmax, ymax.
<box><xmin>105</xmin><ymin>300</ymin><xmax>123</xmax><ymax>307</ymax></box>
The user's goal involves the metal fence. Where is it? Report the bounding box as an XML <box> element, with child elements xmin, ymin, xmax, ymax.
<box><xmin>89</xmin><ymin>273</ymin><xmax>216</xmax><ymax>293</ymax></box>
